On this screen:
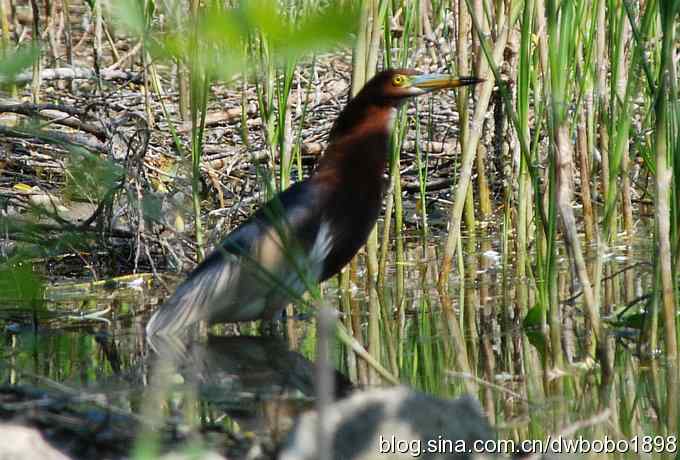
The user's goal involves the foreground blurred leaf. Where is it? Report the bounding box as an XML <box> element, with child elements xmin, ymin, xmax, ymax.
<box><xmin>114</xmin><ymin>0</ymin><xmax>356</xmax><ymax>79</ymax></box>
<box><xmin>111</xmin><ymin>0</ymin><xmax>148</xmax><ymax>37</ymax></box>
<box><xmin>64</xmin><ymin>148</ymin><xmax>124</xmax><ymax>202</ymax></box>
<box><xmin>0</xmin><ymin>44</ymin><xmax>40</xmax><ymax>86</ymax></box>
<box><xmin>269</xmin><ymin>2</ymin><xmax>358</xmax><ymax>56</ymax></box>
<box><xmin>141</xmin><ymin>192</ymin><xmax>163</xmax><ymax>223</ymax></box>
<box><xmin>0</xmin><ymin>260</ymin><xmax>44</xmax><ymax>306</ymax></box>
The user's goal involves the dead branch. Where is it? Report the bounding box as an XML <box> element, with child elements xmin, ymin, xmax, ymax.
<box><xmin>5</xmin><ymin>67</ymin><xmax>142</xmax><ymax>84</ymax></box>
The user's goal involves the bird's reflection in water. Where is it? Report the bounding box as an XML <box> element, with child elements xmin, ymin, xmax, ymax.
<box><xmin>146</xmin><ymin>334</ymin><xmax>353</xmax><ymax>439</ymax></box>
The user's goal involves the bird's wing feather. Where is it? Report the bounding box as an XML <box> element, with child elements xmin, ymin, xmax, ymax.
<box><xmin>144</xmin><ymin>251</ymin><xmax>241</xmax><ymax>335</ymax></box>
<box><xmin>146</xmin><ymin>180</ymin><xmax>330</xmax><ymax>336</ymax></box>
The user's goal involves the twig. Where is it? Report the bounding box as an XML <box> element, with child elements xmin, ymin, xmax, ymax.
<box><xmin>0</xmin><ymin>102</ymin><xmax>107</xmax><ymax>139</ymax></box>
<box><xmin>15</xmin><ymin>371</ymin><xmax>154</xmax><ymax>426</ymax></box>
<box><xmin>447</xmin><ymin>371</ymin><xmax>526</xmax><ymax>400</ymax></box>
<box><xmin>4</xmin><ymin>67</ymin><xmax>142</xmax><ymax>84</ymax></box>
<box><xmin>66</xmin><ymin>305</ymin><xmax>111</xmax><ymax>324</ymax></box>
<box><xmin>524</xmin><ymin>409</ymin><xmax>611</xmax><ymax>460</ymax></box>
<box><xmin>0</xmin><ymin>125</ymin><xmax>107</xmax><ymax>152</ymax></box>
<box><xmin>105</xmin><ymin>41</ymin><xmax>143</xmax><ymax>72</ymax></box>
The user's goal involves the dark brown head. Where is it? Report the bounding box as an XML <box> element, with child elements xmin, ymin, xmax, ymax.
<box><xmin>329</xmin><ymin>69</ymin><xmax>483</xmax><ymax>141</ymax></box>
<box><xmin>356</xmin><ymin>68</ymin><xmax>483</xmax><ymax>107</ymax></box>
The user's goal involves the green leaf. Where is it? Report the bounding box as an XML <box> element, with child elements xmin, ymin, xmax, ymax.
<box><xmin>523</xmin><ymin>304</ymin><xmax>547</xmax><ymax>359</ymax></box>
<box><xmin>272</xmin><ymin>3</ymin><xmax>358</xmax><ymax>58</ymax></box>
<box><xmin>64</xmin><ymin>148</ymin><xmax>124</xmax><ymax>202</ymax></box>
<box><xmin>116</xmin><ymin>0</ymin><xmax>356</xmax><ymax>79</ymax></box>
<box><xmin>111</xmin><ymin>0</ymin><xmax>148</xmax><ymax>37</ymax></box>
<box><xmin>0</xmin><ymin>260</ymin><xmax>44</xmax><ymax>306</ymax></box>
<box><xmin>0</xmin><ymin>44</ymin><xmax>40</xmax><ymax>86</ymax></box>
<box><xmin>141</xmin><ymin>192</ymin><xmax>163</xmax><ymax>223</ymax></box>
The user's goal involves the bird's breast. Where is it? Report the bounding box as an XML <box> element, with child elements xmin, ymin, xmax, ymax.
<box><xmin>313</xmin><ymin>113</ymin><xmax>393</xmax><ymax>280</ymax></box>
<box><xmin>319</xmin><ymin>178</ymin><xmax>384</xmax><ymax>280</ymax></box>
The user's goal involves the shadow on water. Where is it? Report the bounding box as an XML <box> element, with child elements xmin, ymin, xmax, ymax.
<box><xmin>146</xmin><ymin>334</ymin><xmax>353</xmax><ymax>436</ymax></box>
<box><xmin>0</xmin><ymin>316</ymin><xmax>352</xmax><ymax>456</ymax></box>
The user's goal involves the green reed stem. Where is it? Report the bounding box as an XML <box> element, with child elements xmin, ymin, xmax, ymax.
<box><xmin>189</xmin><ymin>3</ymin><xmax>210</xmax><ymax>260</ymax></box>
<box><xmin>275</xmin><ymin>59</ymin><xmax>296</xmax><ymax>190</ymax></box>
<box><xmin>515</xmin><ymin>0</ymin><xmax>533</xmax><ymax>326</ymax></box>
<box><xmin>655</xmin><ymin>0</ymin><xmax>678</xmax><ymax>367</ymax></box>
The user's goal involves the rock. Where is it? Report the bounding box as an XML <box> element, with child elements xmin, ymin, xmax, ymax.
<box><xmin>279</xmin><ymin>386</ymin><xmax>494</xmax><ymax>460</ymax></box>
<box><xmin>160</xmin><ymin>451</ymin><xmax>226</xmax><ymax>460</ymax></box>
<box><xmin>0</xmin><ymin>424</ymin><xmax>71</xmax><ymax>460</ymax></box>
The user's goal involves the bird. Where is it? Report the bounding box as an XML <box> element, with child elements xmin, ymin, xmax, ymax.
<box><xmin>146</xmin><ymin>68</ymin><xmax>483</xmax><ymax>336</ymax></box>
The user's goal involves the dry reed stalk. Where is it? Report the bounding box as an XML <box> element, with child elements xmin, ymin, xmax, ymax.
<box><xmin>616</xmin><ymin>20</ymin><xmax>634</xmax><ymax>240</ymax></box>
<box><xmin>470</xmin><ymin>0</ymin><xmax>491</xmax><ymax>220</ymax></box>
<box><xmin>351</xmin><ymin>0</ymin><xmax>383</xmax><ymax>385</ymax></box>
<box><xmin>436</xmin><ymin>2</ymin><xmax>510</xmax><ymax>396</ymax></box>
<box><xmin>456</xmin><ymin>0</ymin><xmax>479</xmax><ymax>364</ymax></box>
<box><xmin>595</xmin><ymin>0</ymin><xmax>614</xmax><ymax>318</ymax></box>
<box><xmin>557</xmin><ymin>123</ymin><xmax>606</xmax><ymax>349</ymax></box>
<box><xmin>62</xmin><ymin>0</ymin><xmax>74</xmax><ymax>93</ymax></box>
<box><xmin>29</xmin><ymin>0</ymin><xmax>40</xmax><ymax>103</ymax></box>
<box><xmin>439</xmin><ymin>11</ymin><xmax>508</xmax><ymax>291</ymax></box>
<box><xmin>577</xmin><ymin>111</ymin><xmax>595</xmax><ymax>243</ymax></box>
<box><xmin>45</xmin><ymin>0</ymin><xmax>57</xmax><ymax>66</ymax></box>
<box><xmin>612</xmin><ymin>15</ymin><xmax>636</xmax><ymax>305</ymax></box>
<box><xmin>93</xmin><ymin>0</ymin><xmax>103</xmax><ymax>91</ymax></box>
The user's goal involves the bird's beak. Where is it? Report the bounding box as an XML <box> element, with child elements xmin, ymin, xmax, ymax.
<box><xmin>410</xmin><ymin>74</ymin><xmax>485</xmax><ymax>92</ymax></box>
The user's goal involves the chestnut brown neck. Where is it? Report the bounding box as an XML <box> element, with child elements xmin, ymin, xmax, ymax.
<box><xmin>311</xmin><ymin>101</ymin><xmax>396</xmax><ymax>280</ymax></box>
<box><xmin>314</xmin><ymin>102</ymin><xmax>396</xmax><ymax>182</ymax></box>
<box><xmin>327</xmin><ymin>88</ymin><xmax>396</xmax><ymax>141</ymax></box>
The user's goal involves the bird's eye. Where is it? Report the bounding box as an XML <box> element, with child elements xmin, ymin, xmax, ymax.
<box><xmin>392</xmin><ymin>75</ymin><xmax>405</xmax><ymax>86</ymax></box>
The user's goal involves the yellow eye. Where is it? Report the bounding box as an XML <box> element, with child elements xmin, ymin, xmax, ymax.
<box><xmin>392</xmin><ymin>75</ymin><xmax>406</xmax><ymax>86</ymax></box>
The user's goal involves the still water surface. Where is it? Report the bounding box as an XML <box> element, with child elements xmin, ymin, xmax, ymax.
<box><xmin>0</xmin><ymin>229</ymin><xmax>671</xmax><ymax>457</ymax></box>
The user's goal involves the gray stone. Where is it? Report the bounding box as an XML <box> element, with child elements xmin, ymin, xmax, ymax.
<box><xmin>0</xmin><ymin>424</ymin><xmax>71</xmax><ymax>460</ymax></box>
<box><xmin>280</xmin><ymin>386</ymin><xmax>494</xmax><ymax>460</ymax></box>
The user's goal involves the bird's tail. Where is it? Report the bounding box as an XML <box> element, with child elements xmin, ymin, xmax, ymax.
<box><xmin>145</xmin><ymin>258</ymin><xmax>234</xmax><ymax>336</ymax></box>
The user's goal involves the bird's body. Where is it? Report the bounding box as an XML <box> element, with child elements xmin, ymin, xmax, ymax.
<box><xmin>146</xmin><ymin>69</ymin><xmax>482</xmax><ymax>336</ymax></box>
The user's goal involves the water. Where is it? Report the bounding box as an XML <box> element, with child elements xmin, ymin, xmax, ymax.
<box><xmin>0</xmin><ymin>229</ymin><xmax>675</xmax><ymax>458</ymax></box>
